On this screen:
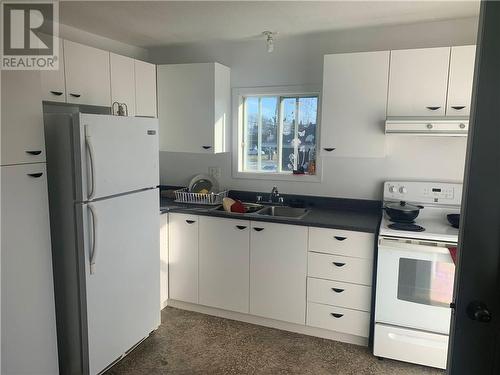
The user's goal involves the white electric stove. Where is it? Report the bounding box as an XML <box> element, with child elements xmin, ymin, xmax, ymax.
<box><xmin>374</xmin><ymin>181</ymin><xmax>462</xmax><ymax>370</ymax></box>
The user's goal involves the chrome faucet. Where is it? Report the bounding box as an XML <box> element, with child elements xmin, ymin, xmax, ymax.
<box><xmin>269</xmin><ymin>186</ymin><xmax>280</xmax><ymax>203</ymax></box>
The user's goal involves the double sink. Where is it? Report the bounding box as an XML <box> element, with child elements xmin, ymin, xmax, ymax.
<box><xmin>213</xmin><ymin>202</ymin><xmax>310</xmax><ymax>220</ymax></box>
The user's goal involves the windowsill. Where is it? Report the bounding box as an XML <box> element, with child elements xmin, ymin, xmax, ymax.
<box><xmin>232</xmin><ymin>170</ymin><xmax>322</xmax><ymax>183</ymax></box>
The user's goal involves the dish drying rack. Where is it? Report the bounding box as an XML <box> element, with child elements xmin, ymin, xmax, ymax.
<box><xmin>174</xmin><ymin>188</ymin><xmax>228</xmax><ymax>205</ymax></box>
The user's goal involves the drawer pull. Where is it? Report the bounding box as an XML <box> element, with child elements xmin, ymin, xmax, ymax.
<box><xmin>26</xmin><ymin>150</ymin><xmax>42</xmax><ymax>155</ymax></box>
<box><xmin>332</xmin><ymin>262</ymin><xmax>346</xmax><ymax>267</ymax></box>
<box><xmin>185</xmin><ymin>220</ymin><xmax>196</xmax><ymax>224</ymax></box>
<box><xmin>253</xmin><ymin>227</ymin><xmax>265</xmax><ymax>232</ymax></box>
<box><xmin>334</xmin><ymin>236</ymin><xmax>347</xmax><ymax>241</ymax></box>
<box><xmin>27</xmin><ymin>173</ymin><xmax>43</xmax><ymax>178</ymax></box>
<box><xmin>451</xmin><ymin>105</ymin><xmax>466</xmax><ymax>110</ymax></box>
<box><xmin>202</xmin><ymin>145</ymin><xmax>212</xmax><ymax>150</ymax></box>
<box><xmin>330</xmin><ymin>313</ymin><xmax>344</xmax><ymax>318</ymax></box>
<box><xmin>70</xmin><ymin>93</ymin><xmax>81</xmax><ymax>98</ymax></box>
<box><xmin>323</xmin><ymin>147</ymin><xmax>336</xmax><ymax>152</ymax></box>
<box><xmin>426</xmin><ymin>106</ymin><xmax>441</xmax><ymax>111</ymax></box>
<box><xmin>236</xmin><ymin>225</ymin><xmax>247</xmax><ymax>230</ymax></box>
<box><xmin>50</xmin><ymin>90</ymin><xmax>63</xmax><ymax>96</ymax></box>
<box><xmin>331</xmin><ymin>288</ymin><xmax>345</xmax><ymax>293</ymax></box>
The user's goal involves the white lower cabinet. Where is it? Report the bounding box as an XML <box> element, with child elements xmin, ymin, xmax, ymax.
<box><xmin>160</xmin><ymin>213</ymin><xmax>169</xmax><ymax>308</ymax></box>
<box><xmin>307</xmin><ymin>302</ymin><xmax>370</xmax><ymax>337</ymax></box>
<box><xmin>1</xmin><ymin>164</ymin><xmax>59</xmax><ymax>375</ymax></box>
<box><xmin>307</xmin><ymin>278</ymin><xmax>372</xmax><ymax>312</ymax></box>
<box><xmin>199</xmin><ymin>217</ymin><xmax>250</xmax><ymax>313</ymax></box>
<box><xmin>168</xmin><ymin>213</ymin><xmax>199</xmax><ymax>303</ymax></box>
<box><xmin>249</xmin><ymin>221</ymin><xmax>308</xmax><ymax>325</ymax></box>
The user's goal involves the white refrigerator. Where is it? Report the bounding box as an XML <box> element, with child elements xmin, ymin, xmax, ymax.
<box><xmin>44</xmin><ymin>111</ymin><xmax>160</xmax><ymax>375</ymax></box>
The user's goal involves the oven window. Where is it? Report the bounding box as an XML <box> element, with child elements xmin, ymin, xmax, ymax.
<box><xmin>397</xmin><ymin>258</ymin><xmax>454</xmax><ymax>308</ymax></box>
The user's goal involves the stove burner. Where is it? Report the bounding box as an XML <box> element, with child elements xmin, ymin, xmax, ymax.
<box><xmin>388</xmin><ymin>223</ymin><xmax>425</xmax><ymax>232</ymax></box>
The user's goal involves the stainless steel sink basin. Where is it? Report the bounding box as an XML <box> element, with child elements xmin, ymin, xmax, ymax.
<box><xmin>256</xmin><ymin>206</ymin><xmax>309</xmax><ymax>219</ymax></box>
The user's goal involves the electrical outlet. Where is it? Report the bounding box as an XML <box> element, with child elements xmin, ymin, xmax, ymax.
<box><xmin>208</xmin><ymin>167</ymin><xmax>221</xmax><ymax>178</ymax></box>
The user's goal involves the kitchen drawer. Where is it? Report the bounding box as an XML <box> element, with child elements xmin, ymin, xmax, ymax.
<box><xmin>307</xmin><ymin>302</ymin><xmax>370</xmax><ymax>337</ymax></box>
<box><xmin>308</xmin><ymin>252</ymin><xmax>372</xmax><ymax>286</ymax></box>
<box><xmin>309</xmin><ymin>227</ymin><xmax>374</xmax><ymax>259</ymax></box>
<box><xmin>307</xmin><ymin>277</ymin><xmax>372</xmax><ymax>312</ymax></box>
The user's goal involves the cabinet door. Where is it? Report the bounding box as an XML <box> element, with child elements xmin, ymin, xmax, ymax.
<box><xmin>168</xmin><ymin>213</ymin><xmax>199</xmax><ymax>303</ymax></box>
<box><xmin>135</xmin><ymin>60</ymin><xmax>157</xmax><ymax>117</ymax></box>
<box><xmin>249</xmin><ymin>221</ymin><xmax>307</xmax><ymax>324</ymax></box>
<box><xmin>321</xmin><ymin>51</ymin><xmax>389</xmax><ymax>157</ymax></box>
<box><xmin>157</xmin><ymin>63</ymin><xmax>213</xmax><ymax>153</ymax></box>
<box><xmin>160</xmin><ymin>213</ymin><xmax>169</xmax><ymax>308</ymax></box>
<box><xmin>388</xmin><ymin>47</ymin><xmax>450</xmax><ymax>116</ymax></box>
<box><xmin>41</xmin><ymin>37</ymin><xmax>66</xmax><ymax>102</ymax></box>
<box><xmin>1</xmin><ymin>164</ymin><xmax>59</xmax><ymax>375</ymax></box>
<box><xmin>110</xmin><ymin>53</ymin><xmax>136</xmax><ymax>116</ymax></box>
<box><xmin>64</xmin><ymin>40</ymin><xmax>111</xmax><ymax>107</ymax></box>
<box><xmin>446</xmin><ymin>45</ymin><xmax>476</xmax><ymax>116</ymax></box>
<box><xmin>1</xmin><ymin>70</ymin><xmax>45</xmax><ymax>165</ymax></box>
<box><xmin>199</xmin><ymin>217</ymin><xmax>250</xmax><ymax>313</ymax></box>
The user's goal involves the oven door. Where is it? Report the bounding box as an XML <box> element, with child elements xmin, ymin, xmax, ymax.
<box><xmin>375</xmin><ymin>237</ymin><xmax>455</xmax><ymax>334</ymax></box>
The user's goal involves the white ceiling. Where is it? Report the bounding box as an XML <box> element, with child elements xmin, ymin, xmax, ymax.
<box><xmin>60</xmin><ymin>1</ymin><xmax>480</xmax><ymax>48</ymax></box>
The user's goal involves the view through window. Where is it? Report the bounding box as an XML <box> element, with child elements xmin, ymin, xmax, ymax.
<box><xmin>242</xmin><ymin>95</ymin><xmax>319</xmax><ymax>175</ymax></box>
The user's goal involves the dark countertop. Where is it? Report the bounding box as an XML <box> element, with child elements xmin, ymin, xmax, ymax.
<box><xmin>160</xmin><ymin>190</ymin><xmax>382</xmax><ymax>234</ymax></box>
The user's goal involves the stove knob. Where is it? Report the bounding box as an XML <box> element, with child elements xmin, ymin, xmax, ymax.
<box><xmin>399</xmin><ymin>186</ymin><xmax>407</xmax><ymax>194</ymax></box>
<box><xmin>388</xmin><ymin>185</ymin><xmax>397</xmax><ymax>193</ymax></box>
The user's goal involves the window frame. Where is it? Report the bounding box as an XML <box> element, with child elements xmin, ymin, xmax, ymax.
<box><xmin>232</xmin><ymin>85</ymin><xmax>322</xmax><ymax>182</ymax></box>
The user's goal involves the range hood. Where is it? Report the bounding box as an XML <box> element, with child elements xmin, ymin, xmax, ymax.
<box><xmin>385</xmin><ymin>117</ymin><xmax>469</xmax><ymax>136</ymax></box>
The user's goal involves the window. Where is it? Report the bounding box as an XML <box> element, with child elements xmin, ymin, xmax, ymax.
<box><xmin>235</xmin><ymin>87</ymin><xmax>320</xmax><ymax>180</ymax></box>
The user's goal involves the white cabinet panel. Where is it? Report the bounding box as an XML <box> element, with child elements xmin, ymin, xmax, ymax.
<box><xmin>321</xmin><ymin>51</ymin><xmax>389</xmax><ymax>157</ymax></box>
<box><xmin>308</xmin><ymin>252</ymin><xmax>373</xmax><ymax>286</ymax></box>
<box><xmin>307</xmin><ymin>277</ymin><xmax>372</xmax><ymax>312</ymax></box>
<box><xmin>1</xmin><ymin>70</ymin><xmax>45</xmax><ymax>165</ymax></box>
<box><xmin>157</xmin><ymin>62</ymin><xmax>230</xmax><ymax>153</ymax></box>
<box><xmin>135</xmin><ymin>60</ymin><xmax>157</xmax><ymax>117</ymax></box>
<box><xmin>160</xmin><ymin>213</ymin><xmax>169</xmax><ymax>308</ymax></box>
<box><xmin>308</xmin><ymin>227</ymin><xmax>374</xmax><ymax>259</ymax></box>
<box><xmin>388</xmin><ymin>47</ymin><xmax>450</xmax><ymax>116</ymax></box>
<box><xmin>64</xmin><ymin>40</ymin><xmax>111</xmax><ymax>107</ymax></box>
<box><xmin>110</xmin><ymin>53</ymin><xmax>136</xmax><ymax>116</ymax></box>
<box><xmin>199</xmin><ymin>217</ymin><xmax>250</xmax><ymax>313</ymax></box>
<box><xmin>446</xmin><ymin>45</ymin><xmax>476</xmax><ymax>116</ymax></box>
<box><xmin>169</xmin><ymin>213</ymin><xmax>199</xmax><ymax>303</ymax></box>
<box><xmin>1</xmin><ymin>164</ymin><xmax>59</xmax><ymax>375</ymax></box>
<box><xmin>249</xmin><ymin>221</ymin><xmax>307</xmax><ymax>324</ymax></box>
<box><xmin>41</xmin><ymin>37</ymin><xmax>66</xmax><ymax>102</ymax></box>
<box><xmin>307</xmin><ymin>302</ymin><xmax>370</xmax><ymax>337</ymax></box>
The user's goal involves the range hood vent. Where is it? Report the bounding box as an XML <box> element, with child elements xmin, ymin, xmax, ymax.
<box><xmin>385</xmin><ymin>117</ymin><xmax>469</xmax><ymax>136</ymax></box>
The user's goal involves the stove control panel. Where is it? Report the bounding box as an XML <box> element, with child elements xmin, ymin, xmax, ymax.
<box><xmin>384</xmin><ymin>181</ymin><xmax>463</xmax><ymax>205</ymax></box>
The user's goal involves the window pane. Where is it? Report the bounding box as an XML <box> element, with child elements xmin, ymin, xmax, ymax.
<box><xmin>260</xmin><ymin>97</ymin><xmax>278</xmax><ymax>172</ymax></box>
<box><xmin>281</xmin><ymin>98</ymin><xmax>296</xmax><ymax>172</ymax></box>
<box><xmin>297</xmin><ymin>97</ymin><xmax>318</xmax><ymax>174</ymax></box>
<box><xmin>244</xmin><ymin>97</ymin><xmax>259</xmax><ymax>171</ymax></box>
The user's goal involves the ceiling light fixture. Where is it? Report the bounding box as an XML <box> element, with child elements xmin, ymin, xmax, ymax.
<box><xmin>262</xmin><ymin>31</ymin><xmax>277</xmax><ymax>53</ymax></box>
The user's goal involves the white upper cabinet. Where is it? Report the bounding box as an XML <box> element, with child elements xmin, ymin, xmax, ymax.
<box><xmin>1</xmin><ymin>70</ymin><xmax>45</xmax><ymax>165</ymax></box>
<box><xmin>157</xmin><ymin>62</ymin><xmax>230</xmax><ymax>153</ymax></box>
<box><xmin>388</xmin><ymin>47</ymin><xmax>450</xmax><ymax>117</ymax></box>
<box><xmin>41</xmin><ymin>38</ymin><xmax>66</xmax><ymax>103</ymax></box>
<box><xmin>110</xmin><ymin>53</ymin><xmax>136</xmax><ymax>116</ymax></box>
<box><xmin>64</xmin><ymin>40</ymin><xmax>111</xmax><ymax>107</ymax></box>
<box><xmin>446</xmin><ymin>45</ymin><xmax>476</xmax><ymax>116</ymax></box>
<box><xmin>199</xmin><ymin>217</ymin><xmax>250</xmax><ymax>313</ymax></box>
<box><xmin>135</xmin><ymin>60</ymin><xmax>157</xmax><ymax>117</ymax></box>
<box><xmin>321</xmin><ymin>51</ymin><xmax>389</xmax><ymax>157</ymax></box>
<box><xmin>249</xmin><ymin>221</ymin><xmax>307</xmax><ymax>325</ymax></box>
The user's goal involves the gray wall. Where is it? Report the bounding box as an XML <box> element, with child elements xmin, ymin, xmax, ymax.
<box><xmin>149</xmin><ymin>17</ymin><xmax>478</xmax><ymax>200</ymax></box>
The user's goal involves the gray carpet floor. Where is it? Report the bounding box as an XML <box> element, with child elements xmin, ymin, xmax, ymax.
<box><xmin>105</xmin><ymin>307</ymin><xmax>444</xmax><ymax>375</ymax></box>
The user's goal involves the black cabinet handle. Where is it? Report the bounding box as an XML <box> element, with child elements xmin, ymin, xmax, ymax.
<box><xmin>185</xmin><ymin>220</ymin><xmax>196</xmax><ymax>224</ymax></box>
<box><xmin>236</xmin><ymin>225</ymin><xmax>247</xmax><ymax>230</ymax></box>
<box><xmin>331</xmin><ymin>288</ymin><xmax>345</xmax><ymax>293</ymax></box>
<box><xmin>330</xmin><ymin>313</ymin><xmax>344</xmax><ymax>318</ymax></box>
<box><xmin>426</xmin><ymin>106</ymin><xmax>441</xmax><ymax>111</ymax></box>
<box><xmin>451</xmin><ymin>106</ymin><xmax>466</xmax><ymax>110</ymax></box>
<box><xmin>27</xmin><ymin>173</ymin><xmax>43</xmax><ymax>178</ymax></box>
<box><xmin>323</xmin><ymin>148</ymin><xmax>336</xmax><ymax>152</ymax></box>
<box><xmin>253</xmin><ymin>227</ymin><xmax>264</xmax><ymax>232</ymax></box>
<box><xmin>26</xmin><ymin>150</ymin><xmax>42</xmax><ymax>155</ymax></box>
<box><xmin>202</xmin><ymin>146</ymin><xmax>212</xmax><ymax>150</ymax></box>
<box><xmin>50</xmin><ymin>91</ymin><xmax>63</xmax><ymax>96</ymax></box>
<box><xmin>332</xmin><ymin>262</ymin><xmax>346</xmax><ymax>267</ymax></box>
<box><xmin>334</xmin><ymin>236</ymin><xmax>347</xmax><ymax>241</ymax></box>
<box><xmin>70</xmin><ymin>93</ymin><xmax>81</xmax><ymax>98</ymax></box>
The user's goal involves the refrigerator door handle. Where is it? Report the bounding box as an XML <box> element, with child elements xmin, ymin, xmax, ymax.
<box><xmin>88</xmin><ymin>204</ymin><xmax>98</xmax><ymax>274</ymax></box>
<box><xmin>85</xmin><ymin>126</ymin><xmax>96</xmax><ymax>200</ymax></box>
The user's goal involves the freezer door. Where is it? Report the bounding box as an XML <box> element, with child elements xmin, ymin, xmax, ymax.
<box><xmin>81</xmin><ymin>189</ymin><xmax>160</xmax><ymax>375</ymax></box>
<box><xmin>78</xmin><ymin>114</ymin><xmax>159</xmax><ymax>201</ymax></box>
